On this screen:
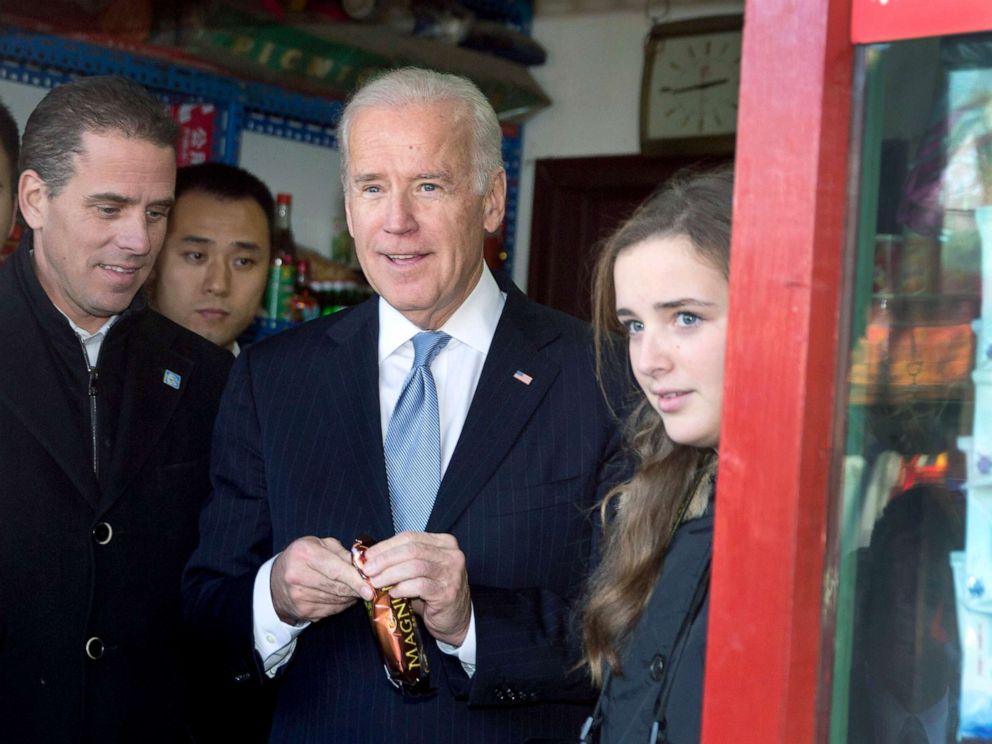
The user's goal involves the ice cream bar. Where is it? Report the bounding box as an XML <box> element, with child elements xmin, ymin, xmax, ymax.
<box><xmin>351</xmin><ymin>537</ymin><xmax>432</xmax><ymax>696</ymax></box>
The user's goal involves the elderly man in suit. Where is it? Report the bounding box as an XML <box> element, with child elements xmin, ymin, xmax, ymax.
<box><xmin>184</xmin><ymin>67</ymin><xmax>624</xmax><ymax>742</ymax></box>
<box><xmin>0</xmin><ymin>76</ymin><xmax>232</xmax><ymax>741</ymax></box>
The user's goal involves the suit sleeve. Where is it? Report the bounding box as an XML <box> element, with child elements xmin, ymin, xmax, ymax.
<box><xmin>455</xmin><ymin>414</ymin><xmax>630</xmax><ymax>707</ymax></box>
<box><xmin>183</xmin><ymin>350</ymin><xmax>275</xmax><ymax>686</ymax></box>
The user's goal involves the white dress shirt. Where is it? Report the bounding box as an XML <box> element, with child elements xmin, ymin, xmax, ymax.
<box><xmin>60</xmin><ymin>312</ymin><xmax>118</xmax><ymax>368</ymax></box>
<box><xmin>253</xmin><ymin>263</ymin><xmax>505</xmax><ymax>676</ymax></box>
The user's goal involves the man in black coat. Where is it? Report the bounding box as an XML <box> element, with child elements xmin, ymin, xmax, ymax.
<box><xmin>0</xmin><ymin>75</ymin><xmax>232</xmax><ymax>742</ymax></box>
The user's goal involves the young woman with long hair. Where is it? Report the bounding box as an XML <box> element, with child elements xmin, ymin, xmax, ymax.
<box><xmin>580</xmin><ymin>165</ymin><xmax>734</xmax><ymax>744</ymax></box>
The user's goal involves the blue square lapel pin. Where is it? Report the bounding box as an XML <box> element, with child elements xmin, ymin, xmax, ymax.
<box><xmin>163</xmin><ymin>369</ymin><xmax>182</xmax><ymax>390</ymax></box>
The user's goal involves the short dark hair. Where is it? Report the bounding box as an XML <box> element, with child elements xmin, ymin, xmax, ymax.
<box><xmin>0</xmin><ymin>98</ymin><xmax>19</xmax><ymax>187</ymax></box>
<box><xmin>20</xmin><ymin>75</ymin><xmax>178</xmax><ymax>195</ymax></box>
<box><xmin>175</xmin><ymin>162</ymin><xmax>275</xmax><ymax>232</ymax></box>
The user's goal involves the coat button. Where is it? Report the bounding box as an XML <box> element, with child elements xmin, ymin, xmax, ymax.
<box><xmin>650</xmin><ymin>654</ymin><xmax>666</xmax><ymax>681</ymax></box>
<box><xmin>92</xmin><ymin>522</ymin><xmax>113</xmax><ymax>545</ymax></box>
<box><xmin>85</xmin><ymin>637</ymin><xmax>105</xmax><ymax>660</ymax></box>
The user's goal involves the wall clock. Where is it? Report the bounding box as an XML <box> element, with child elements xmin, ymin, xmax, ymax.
<box><xmin>640</xmin><ymin>15</ymin><xmax>743</xmax><ymax>156</ymax></box>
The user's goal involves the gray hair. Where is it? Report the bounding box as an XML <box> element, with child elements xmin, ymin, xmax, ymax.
<box><xmin>20</xmin><ymin>75</ymin><xmax>178</xmax><ymax>196</ymax></box>
<box><xmin>337</xmin><ymin>67</ymin><xmax>502</xmax><ymax>194</ymax></box>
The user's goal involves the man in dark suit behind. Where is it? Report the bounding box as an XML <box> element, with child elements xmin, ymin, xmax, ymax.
<box><xmin>184</xmin><ymin>67</ymin><xmax>625</xmax><ymax>742</ymax></box>
<box><xmin>0</xmin><ymin>76</ymin><xmax>232</xmax><ymax>741</ymax></box>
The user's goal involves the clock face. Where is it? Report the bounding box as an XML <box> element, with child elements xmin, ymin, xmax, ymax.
<box><xmin>645</xmin><ymin>29</ymin><xmax>741</xmax><ymax>141</ymax></box>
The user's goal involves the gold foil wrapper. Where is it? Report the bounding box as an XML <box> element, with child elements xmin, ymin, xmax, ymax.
<box><xmin>351</xmin><ymin>537</ymin><xmax>432</xmax><ymax>696</ymax></box>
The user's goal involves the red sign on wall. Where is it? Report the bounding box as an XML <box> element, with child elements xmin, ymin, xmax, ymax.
<box><xmin>171</xmin><ymin>103</ymin><xmax>216</xmax><ymax>167</ymax></box>
<box><xmin>852</xmin><ymin>0</ymin><xmax>992</xmax><ymax>44</ymax></box>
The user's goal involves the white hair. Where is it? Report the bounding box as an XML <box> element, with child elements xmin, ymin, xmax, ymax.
<box><xmin>337</xmin><ymin>67</ymin><xmax>503</xmax><ymax>194</ymax></box>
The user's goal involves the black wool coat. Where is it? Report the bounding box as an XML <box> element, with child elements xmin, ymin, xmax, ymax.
<box><xmin>0</xmin><ymin>238</ymin><xmax>232</xmax><ymax>742</ymax></box>
<box><xmin>596</xmin><ymin>507</ymin><xmax>713</xmax><ymax>744</ymax></box>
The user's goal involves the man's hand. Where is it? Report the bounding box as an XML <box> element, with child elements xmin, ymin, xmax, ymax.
<box><xmin>360</xmin><ymin>532</ymin><xmax>471</xmax><ymax>647</ymax></box>
<box><xmin>270</xmin><ymin>536</ymin><xmax>373</xmax><ymax>625</ymax></box>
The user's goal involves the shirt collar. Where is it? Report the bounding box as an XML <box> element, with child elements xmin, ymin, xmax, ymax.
<box><xmin>378</xmin><ymin>263</ymin><xmax>505</xmax><ymax>363</ymax></box>
<box><xmin>60</xmin><ymin>311</ymin><xmax>118</xmax><ymax>341</ymax></box>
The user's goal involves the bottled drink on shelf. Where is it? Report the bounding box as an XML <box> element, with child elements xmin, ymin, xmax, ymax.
<box><xmin>262</xmin><ymin>193</ymin><xmax>299</xmax><ymax>325</ymax></box>
<box><xmin>309</xmin><ymin>279</ymin><xmax>374</xmax><ymax>315</ymax></box>
<box><xmin>264</xmin><ymin>256</ymin><xmax>296</xmax><ymax>323</ymax></box>
<box><xmin>291</xmin><ymin>258</ymin><xmax>321</xmax><ymax>323</ymax></box>
<box><xmin>273</xmin><ymin>192</ymin><xmax>296</xmax><ymax>263</ymax></box>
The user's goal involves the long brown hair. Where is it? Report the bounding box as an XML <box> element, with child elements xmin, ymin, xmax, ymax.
<box><xmin>583</xmin><ymin>165</ymin><xmax>734</xmax><ymax>684</ymax></box>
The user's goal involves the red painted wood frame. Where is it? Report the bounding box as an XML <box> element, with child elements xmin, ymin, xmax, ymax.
<box><xmin>699</xmin><ymin>0</ymin><xmax>853</xmax><ymax>741</ymax></box>
<box><xmin>852</xmin><ymin>0</ymin><xmax>992</xmax><ymax>44</ymax></box>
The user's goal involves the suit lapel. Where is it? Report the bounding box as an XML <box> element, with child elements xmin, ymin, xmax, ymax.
<box><xmin>427</xmin><ymin>287</ymin><xmax>562</xmax><ymax>533</ymax></box>
<box><xmin>319</xmin><ymin>302</ymin><xmax>395</xmax><ymax>540</ymax></box>
<box><xmin>103</xmin><ymin>318</ymin><xmax>193</xmax><ymax>507</ymax></box>
<box><xmin>0</xmin><ymin>253</ymin><xmax>101</xmax><ymax>507</ymax></box>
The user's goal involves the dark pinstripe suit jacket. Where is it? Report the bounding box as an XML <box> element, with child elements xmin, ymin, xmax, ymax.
<box><xmin>184</xmin><ymin>276</ymin><xmax>625</xmax><ymax>743</ymax></box>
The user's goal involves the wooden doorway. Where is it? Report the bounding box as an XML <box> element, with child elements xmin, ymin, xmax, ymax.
<box><xmin>527</xmin><ymin>154</ymin><xmax>726</xmax><ymax>320</ymax></box>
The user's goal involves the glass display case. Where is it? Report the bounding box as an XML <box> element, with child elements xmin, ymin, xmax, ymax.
<box><xmin>830</xmin><ymin>30</ymin><xmax>992</xmax><ymax>744</ymax></box>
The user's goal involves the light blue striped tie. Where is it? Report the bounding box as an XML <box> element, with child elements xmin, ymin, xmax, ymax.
<box><xmin>385</xmin><ymin>331</ymin><xmax>451</xmax><ymax>533</ymax></box>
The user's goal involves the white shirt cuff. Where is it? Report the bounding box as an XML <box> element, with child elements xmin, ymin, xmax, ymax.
<box><xmin>253</xmin><ymin>555</ymin><xmax>309</xmax><ymax>676</ymax></box>
<box><xmin>435</xmin><ymin>605</ymin><xmax>476</xmax><ymax>677</ymax></box>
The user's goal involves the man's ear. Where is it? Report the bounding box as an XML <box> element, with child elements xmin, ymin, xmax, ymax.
<box><xmin>18</xmin><ymin>170</ymin><xmax>47</xmax><ymax>230</ymax></box>
<box><xmin>343</xmin><ymin>193</ymin><xmax>355</xmax><ymax>238</ymax></box>
<box><xmin>483</xmin><ymin>168</ymin><xmax>507</xmax><ymax>234</ymax></box>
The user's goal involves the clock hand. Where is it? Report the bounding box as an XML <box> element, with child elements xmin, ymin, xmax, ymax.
<box><xmin>658</xmin><ymin>78</ymin><xmax>729</xmax><ymax>95</ymax></box>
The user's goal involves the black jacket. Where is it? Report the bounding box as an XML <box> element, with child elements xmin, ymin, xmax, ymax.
<box><xmin>0</xmin><ymin>237</ymin><xmax>232</xmax><ymax>742</ymax></box>
<box><xmin>593</xmin><ymin>505</ymin><xmax>713</xmax><ymax>744</ymax></box>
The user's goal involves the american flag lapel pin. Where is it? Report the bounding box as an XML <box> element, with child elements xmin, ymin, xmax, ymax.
<box><xmin>163</xmin><ymin>369</ymin><xmax>182</xmax><ymax>390</ymax></box>
<box><xmin>513</xmin><ymin>370</ymin><xmax>533</xmax><ymax>386</ymax></box>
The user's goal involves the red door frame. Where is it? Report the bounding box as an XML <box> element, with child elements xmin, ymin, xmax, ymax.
<box><xmin>701</xmin><ymin>2</ymin><xmax>992</xmax><ymax>743</ymax></box>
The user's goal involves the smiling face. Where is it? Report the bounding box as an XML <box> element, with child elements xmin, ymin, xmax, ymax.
<box><xmin>20</xmin><ymin>130</ymin><xmax>175</xmax><ymax>333</ymax></box>
<box><xmin>150</xmin><ymin>190</ymin><xmax>270</xmax><ymax>350</ymax></box>
<box><xmin>614</xmin><ymin>234</ymin><xmax>729</xmax><ymax>448</ymax></box>
<box><xmin>343</xmin><ymin>101</ymin><xmax>506</xmax><ymax>330</ymax></box>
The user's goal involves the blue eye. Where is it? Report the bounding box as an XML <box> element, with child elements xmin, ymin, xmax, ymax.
<box><xmin>621</xmin><ymin>319</ymin><xmax>644</xmax><ymax>335</ymax></box>
<box><xmin>675</xmin><ymin>312</ymin><xmax>701</xmax><ymax>328</ymax></box>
